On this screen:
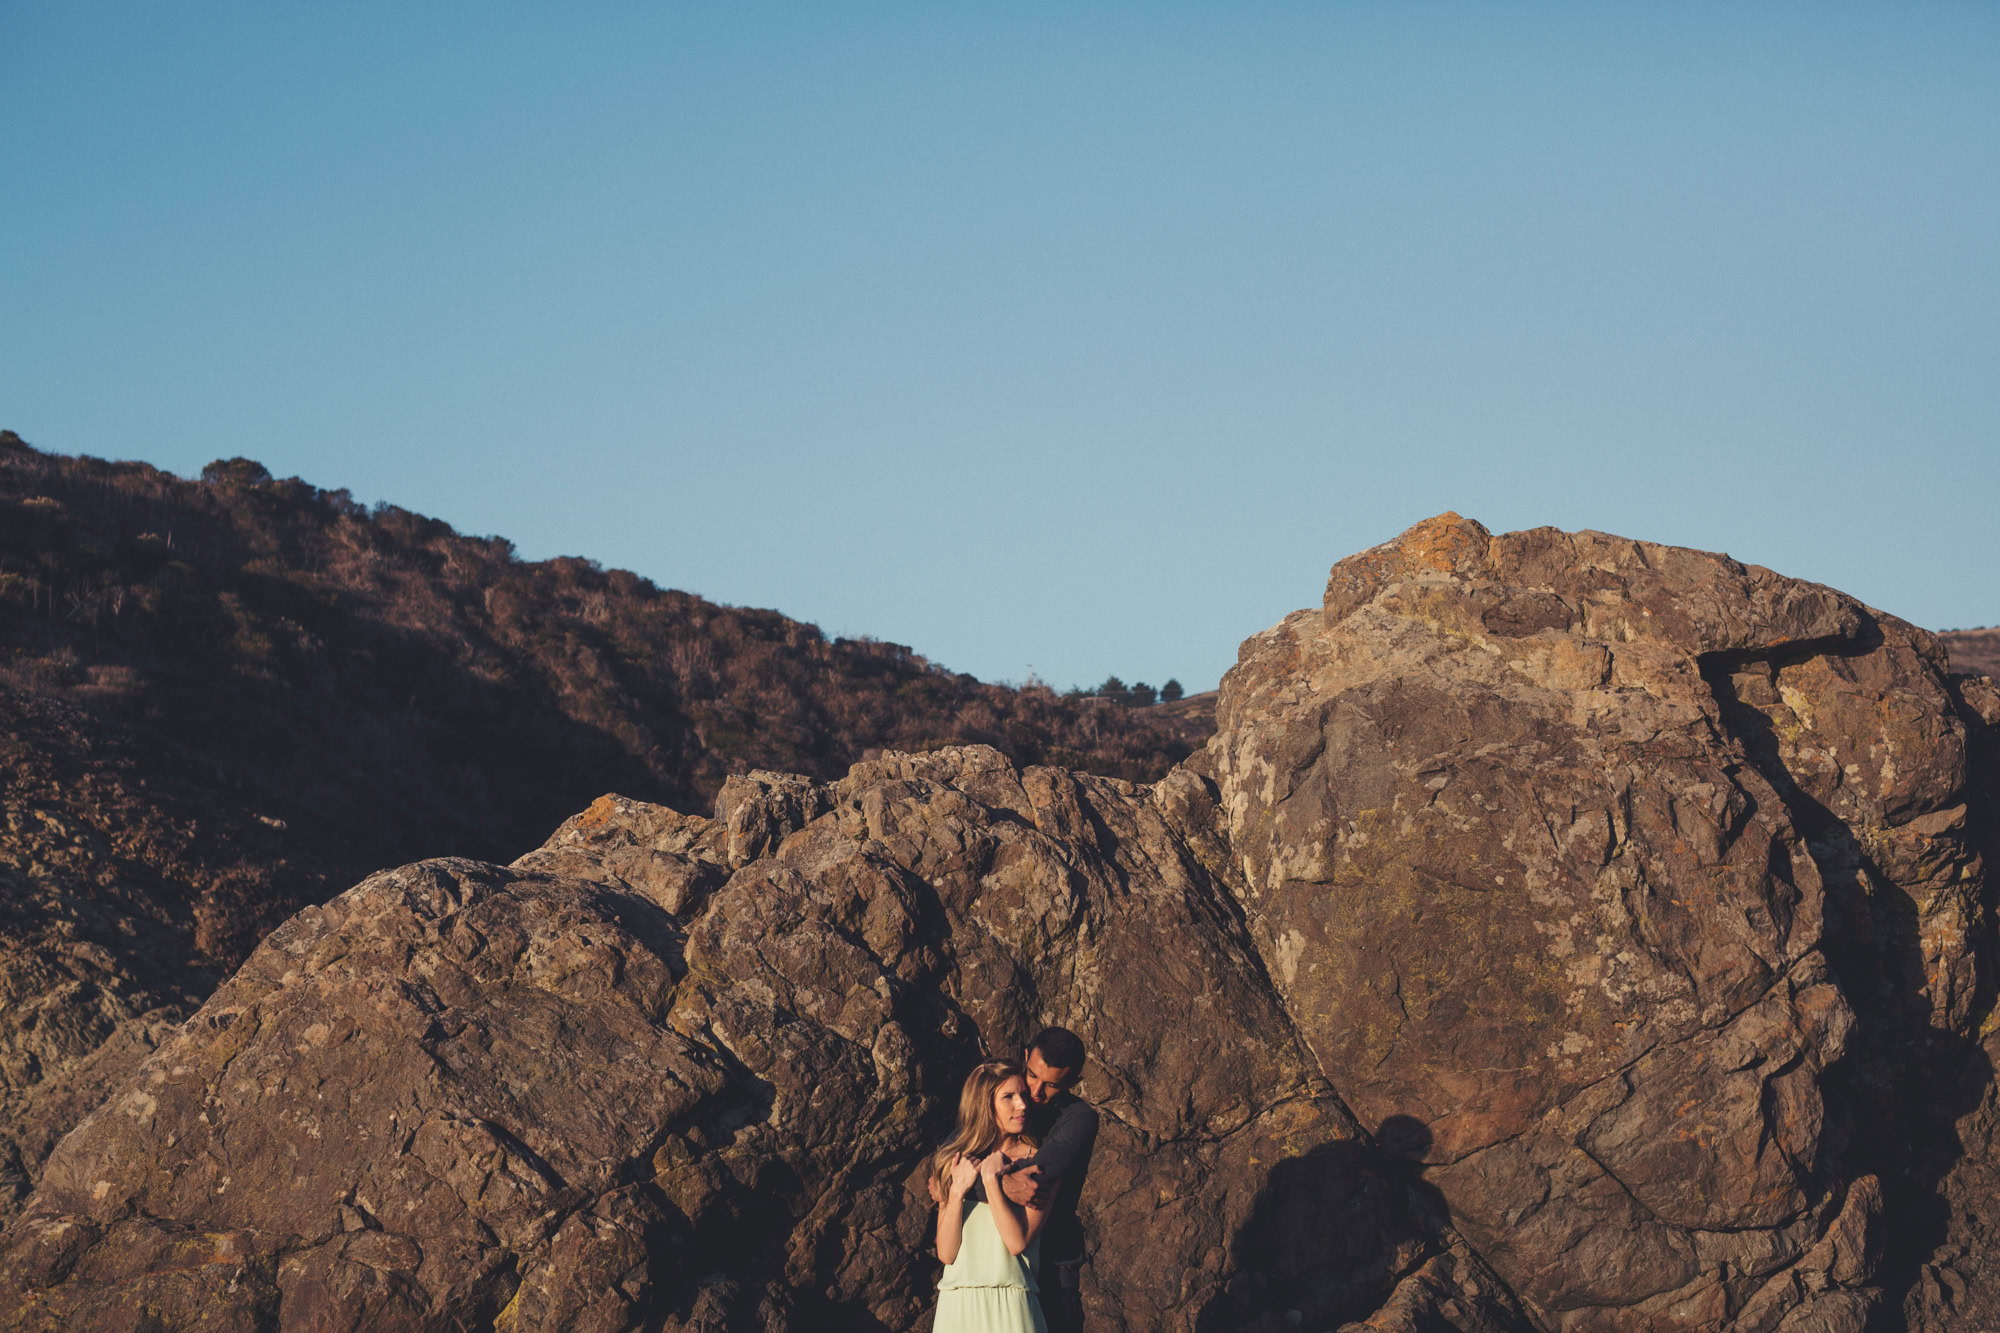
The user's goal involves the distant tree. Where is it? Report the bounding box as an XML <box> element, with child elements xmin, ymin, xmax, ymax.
<box><xmin>1096</xmin><ymin>675</ymin><xmax>1126</xmax><ymax>704</ymax></box>
<box><xmin>1129</xmin><ymin>682</ymin><xmax>1157</xmax><ymax>707</ymax></box>
<box><xmin>1161</xmin><ymin>679</ymin><xmax>1183</xmax><ymax>703</ymax></box>
<box><xmin>200</xmin><ymin>458</ymin><xmax>274</xmax><ymax>486</ymax></box>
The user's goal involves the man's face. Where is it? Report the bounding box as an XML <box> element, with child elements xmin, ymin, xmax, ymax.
<box><xmin>1023</xmin><ymin>1049</ymin><xmax>1079</xmax><ymax>1105</ymax></box>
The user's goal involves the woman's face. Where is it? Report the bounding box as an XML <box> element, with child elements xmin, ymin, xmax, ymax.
<box><xmin>993</xmin><ymin>1076</ymin><xmax>1029</xmax><ymax>1136</ymax></box>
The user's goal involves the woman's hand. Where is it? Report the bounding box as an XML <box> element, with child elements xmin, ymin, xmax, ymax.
<box><xmin>981</xmin><ymin>1151</ymin><xmax>1047</xmax><ymax>1258</ymax></box>
<box><xmin>936</xmin><ymin>1153</ymin><xmax>980</xmax><ymax>1264</ymax></box>
<box><xmin>948</xmin><ymin>1152</ymin><xmax>980</xmax><ymax>1198</ymax></box>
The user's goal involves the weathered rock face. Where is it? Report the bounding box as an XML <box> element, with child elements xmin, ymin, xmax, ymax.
<box><xmin>0</xmin><ymin>760</ymin><xmax>1531</xmax><ymax>1332</ymax></box>
<box><xmin>1</xmin><ymin>515</ymin><xmax>1993</xmax><ymax>1332</ymax></box>
<box><xmin>0</xmin><ymin>688</ymin><xmax>303</xmax><ymax>1224</ymax></box>
<box><xmin>1199</xmin><ymin>515</ymin><xmax>1994</xmax><ymax>1331</ymax></box>
<box><xmin>1894</xmin><ymin>669</ymin><xmax>2000</xmax><ymax>1330</ymax></box>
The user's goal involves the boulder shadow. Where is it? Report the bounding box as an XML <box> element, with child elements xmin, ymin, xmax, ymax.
<box><xmin>1194</xmin><ymin>1115</ymin><xmax>1451</xmax><ymax>1333</ymax></box>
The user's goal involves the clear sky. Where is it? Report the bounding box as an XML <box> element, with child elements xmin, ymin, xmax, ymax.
<box><xmin>4</xmin><ymin>3</ymin><xmax>1996</xmax><ymax>691</ymax></box>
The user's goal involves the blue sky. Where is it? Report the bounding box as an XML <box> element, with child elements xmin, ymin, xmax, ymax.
<box><xmin>4</xmin><ymin>3</ymin><xmax>1995</xmax><ymax>691</ymax></box>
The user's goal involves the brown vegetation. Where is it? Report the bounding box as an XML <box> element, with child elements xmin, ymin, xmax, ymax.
<box><xmin>0</xmin><ymin>431</ymin><xmax>1208</xmax><ymax>970</ymax></box>
<box><xmin>1942</xmin><ymin>627</ymin><xmax>2000</xmax><ymax>680</ymax></box>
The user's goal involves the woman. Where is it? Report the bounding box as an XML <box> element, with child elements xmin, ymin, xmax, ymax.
<box><xmin>930</xmin><ymin>1059</ymin><xmax>1049</xmax><ymax>1333</ymax></box>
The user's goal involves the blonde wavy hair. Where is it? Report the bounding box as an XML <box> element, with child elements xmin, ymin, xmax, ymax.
<box><xmin>929</xmin><ymin>1059</ymin><xmax>1037</xmax><ymax>1199</ymax></box>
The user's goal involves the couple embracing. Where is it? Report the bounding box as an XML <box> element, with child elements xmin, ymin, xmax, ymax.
<box><xmin>928</xmin><ymin>1027</ymin><xmax>1099</xmax><ymax>1333</ymax></box>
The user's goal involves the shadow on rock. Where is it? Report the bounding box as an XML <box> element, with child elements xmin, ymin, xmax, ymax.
<box><xmin>1195</xmin><ymin>1116</ymin><xmax>1449</xmax><ymax>1333</ymax></box>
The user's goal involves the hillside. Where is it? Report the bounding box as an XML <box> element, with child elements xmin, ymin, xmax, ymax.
<box><xmin>1943</xmin><ymin>627</ymin><xmax>2000</xmax><ymax>680</ymax></box>
<box><xmin>0</xmin><ymin>430</ymin><xmax>1207</xmax><ymax>1210</ymax></box>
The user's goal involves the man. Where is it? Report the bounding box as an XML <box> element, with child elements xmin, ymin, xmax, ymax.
<box><xmin>1000</xmin><ymin>1027</ymin><xmax>1098</xmax><ymax>1333</ymax></box>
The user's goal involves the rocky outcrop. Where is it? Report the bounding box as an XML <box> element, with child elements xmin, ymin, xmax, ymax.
<box><xmin>1</xmin><ymin>515</ymin><xmax>1994</xmax><ymax>1331</ymax></box>
<box><xmin>0</xmin><ymin>757</ymin><xmax>1531</xmax><ymax>1332</ymax></box>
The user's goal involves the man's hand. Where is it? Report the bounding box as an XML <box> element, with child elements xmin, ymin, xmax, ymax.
<box><xmin>999</xmin><ymin>1164</ymin><xmax>1050</xmax><ymax>1209</ymax></box>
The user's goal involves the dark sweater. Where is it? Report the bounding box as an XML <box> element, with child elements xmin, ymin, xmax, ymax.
<box><xmin>1019</xmin><ymin>1094</ymin><xmax>1099</xmax><ymax>1264</ymax></box>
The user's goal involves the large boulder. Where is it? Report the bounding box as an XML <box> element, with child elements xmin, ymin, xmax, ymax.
<box><xmin>1199</xmin><ymin>514</ymin><xmax>1993</xmax><ymax>1331</ymax></box>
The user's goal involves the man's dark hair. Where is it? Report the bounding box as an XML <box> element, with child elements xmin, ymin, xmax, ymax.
<box><xmin>1028</xmin><ymin>1026</ymin><xmax>1085</xmax><ymax>1072</ymax></box>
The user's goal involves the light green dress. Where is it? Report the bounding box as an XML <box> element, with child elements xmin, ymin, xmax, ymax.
<box><xmin>935</xmin><ymin>1196</ymin><xmax>1046</xmax><ymax>1333</ymax></box>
